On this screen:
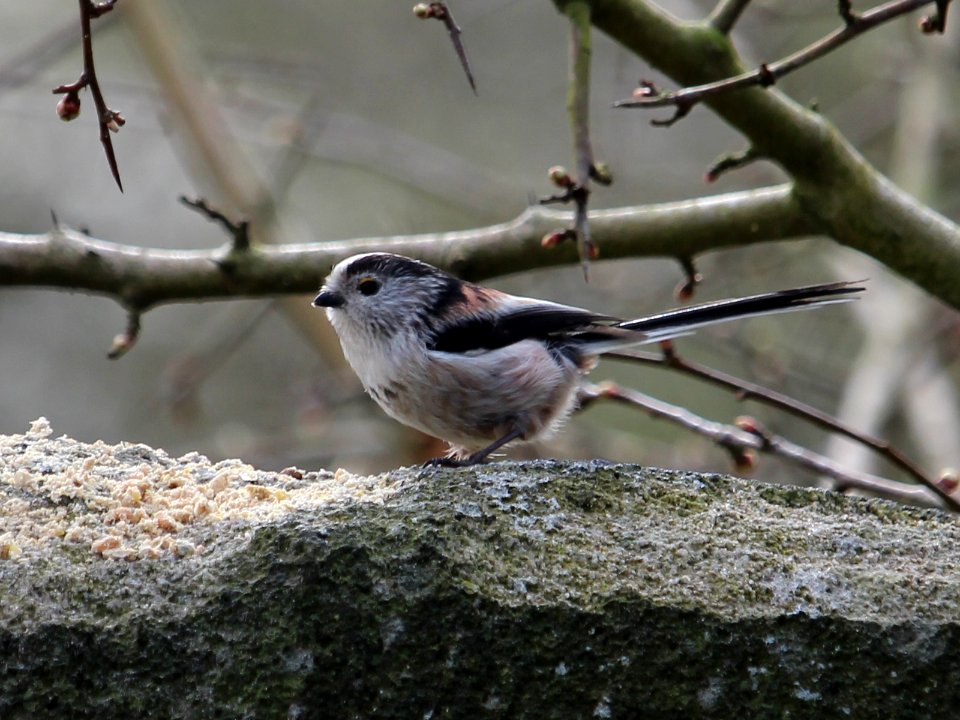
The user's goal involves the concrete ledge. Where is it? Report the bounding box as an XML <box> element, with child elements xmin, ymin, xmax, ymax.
<box><xmin>1</xmin><ymin>420</ymin><xmax>958</xmax><ymax>718</ymax></box>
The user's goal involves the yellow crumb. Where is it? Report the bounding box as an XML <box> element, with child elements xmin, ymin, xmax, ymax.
<box><xmin>92</xmin><ymin>536</ymin><xmax>121</xmax><ymax>554</ymax></box>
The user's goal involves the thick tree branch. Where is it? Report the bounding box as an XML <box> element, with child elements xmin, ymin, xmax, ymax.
<box><xmin>561</xmin><ymin>0</ymin><xmax>960</xmax><ymax>309</ymax></box>
<box><xmin>0</xmin><ymin>186</ymin><xmax>810</xmax><ymax>311</ymax></box>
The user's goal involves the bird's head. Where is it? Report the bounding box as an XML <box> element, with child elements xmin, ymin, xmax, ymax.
<box><xmin>313</xmin><ymin>253</ymin><xmax>461</xmax><ymax>342</ymax></box>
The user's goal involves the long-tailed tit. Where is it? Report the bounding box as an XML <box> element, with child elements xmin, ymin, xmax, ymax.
<box><xmin>313</xmin><ymin>253</ymin><xmax>862</xmax><ymax>466</ymax></box>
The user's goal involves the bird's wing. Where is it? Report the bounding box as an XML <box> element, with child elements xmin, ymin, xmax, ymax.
<box><xmin>428</xmin><ymin>280</ymin><xmax>864</xmax><ymax>355</ymax></box>
<box><xmin>428</xmin><ymin>295</ymin><xmax>617</xmax><ymax>354</ymax></box>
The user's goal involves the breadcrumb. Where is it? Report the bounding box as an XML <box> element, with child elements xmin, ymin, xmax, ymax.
<box><xmin>1</xmin><ymin>418</ymin><xmax>400</xmax><ymax>562</ymax></box>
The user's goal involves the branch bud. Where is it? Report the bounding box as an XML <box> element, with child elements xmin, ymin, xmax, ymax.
<box><xmin>541</xmin><ymin>229</ymin><xmax>573</xmax><ymax>248</ymax></box>
<box><xmin>675</xmin><ymin>272</ymin><xmax>703</xmax><ymax>301</ymax></box>
<box><xmin>590</xmin><ymin>162</ymin><xmax>613</xmax><ymax>186</ymax></box>
<box><xmin>547</xmin><ymin>165</ymin><xmax>572</xmax><ymax>188</ymax></box>
<box><xmin>57</xmin><ymin>92</ymin><xmax>81</xmax><ymax>121</ymax></box>
<box><xmin>938</xmin><ymin>469</ymin><xmax>959</xmax><ymax>493</ymax></box>
<box><xmin>732</xmin><ymin>448</ymin><xmax>758</xmax><ymax>474</ymax></box>
<box><xmin>105</xmin><ymin>110</ymin><xmax>126</xmax><ymax>133</ymax></box>
<box><xmin>633</xmin><ymin>79</ymin><xmax>658</xmax><ymax>99</ymax></box>
<box><xmin>734</xmin><ymin>416</ymin><xmax>759</xmax><ymax>434</ymax></box>
<box><xmin>918</xmin><ymin>14</ymin><xmax>945</xmax><ymax>33</ymax></box>
<box><xmin>413</xmin><ymin>3</ymin><xmax>433</xmax><ymax>18</ymax></box>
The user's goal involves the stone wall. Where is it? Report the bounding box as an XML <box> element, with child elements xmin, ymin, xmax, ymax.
<box><xmin>2</xmin><ymin>420</ymin><xmax>958</xmax><ymax>718</ymax></box>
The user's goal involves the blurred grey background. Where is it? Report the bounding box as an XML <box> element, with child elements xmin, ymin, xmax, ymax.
<box><xmin>1</xmin><ymin>1</ymin><xmax>958</xmax><ymax>480</ymax></box>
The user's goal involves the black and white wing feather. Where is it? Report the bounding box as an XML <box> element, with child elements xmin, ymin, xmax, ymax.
<box><xmin>428</xmin><ymin>294</ymin><xmax>617</xmax><ymax>353</ymax></box>
<box><xmin>427</xmin><ymin>280</ymin><xmax>864</xmax><ymax>356</ymax></box>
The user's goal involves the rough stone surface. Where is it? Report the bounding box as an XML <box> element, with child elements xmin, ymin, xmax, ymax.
<box><xmin>1</xmin><ymin>420</ymin><xmax>959</xmax><ymax>718</ymax></box>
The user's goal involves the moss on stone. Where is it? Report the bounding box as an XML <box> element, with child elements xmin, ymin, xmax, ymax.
<box><xmin>2</xmin><ymin>429</ymin><xmax>960</xmax><ymax>717</ymax></box>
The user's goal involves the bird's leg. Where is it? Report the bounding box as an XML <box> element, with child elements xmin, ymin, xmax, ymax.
<box><xmin>423</xmin><ymin>427</ymin><xmax>524</xmax><ymax>468</ymax></box>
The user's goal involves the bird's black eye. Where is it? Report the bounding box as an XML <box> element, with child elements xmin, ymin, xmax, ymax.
<box><xmin>357</xmin><ymin>277</ymin><xmax>381</xmax><ymax>296</ymax></box>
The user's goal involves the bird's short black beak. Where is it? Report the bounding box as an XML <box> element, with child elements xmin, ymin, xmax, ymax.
<box><xmin>312</xmin><ymin>289</ymin><xmax>345</xmax><ymax>308</ymax></box>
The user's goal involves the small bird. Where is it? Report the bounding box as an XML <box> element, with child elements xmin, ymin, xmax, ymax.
<box><xmin>313</xmin><ymin>253</ymin><xmax>862</xmax><ymax>467</ymax></box>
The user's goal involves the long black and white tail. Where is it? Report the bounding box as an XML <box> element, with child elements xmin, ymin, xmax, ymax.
<box><xmin>589</xmin><ymin>281</ymin><xmax>865</xmax><ymax>352</ymax></box>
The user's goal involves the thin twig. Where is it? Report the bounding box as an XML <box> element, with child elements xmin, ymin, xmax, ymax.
<box><xmin>708</xmin><ymin>0</ymin><xmax>753</xmax><ymax>34</ymax></box>
<box><xmin>52</xmin><ymin>0</ymin><xmax>124</xmax><ymax>191</ymax></box>
<box><xmin>580</xmin><ymin>382</ymin><xmax>946</xmax><ymax>509</ymax></box>
<box><xmin>674</xmin><ymin>257</ymin><xmax>703</xmax><ymax>300</ymax></box>
<box><xmin>537</xmin><ymin>2</ymin><xmax>603</xmax><ymax>277</ymax></box>
<box><xmin>566</xmin><ymin>1</ymin><xmax>596</xmax><ymax>277</ymax></box>
<box><xmin>579</xmin><ymin>380</ymin><xmax>761</xmax><ymax>459</ymax></box>
<box><xmin>614</xmin><ymin>0</ymin><xmax>936</xmax><ymax>124</ymax></box>
<box><xmin>414</xmin><ymin>2</ymin><xmax>476</xmax><ymax>93</ymax></box>
<box><xmin>736</xmin><ymin>412</ymin><xmax>944</xmax><ymax>506</ymax></box>
<box><xmin>179</xmin><ymin>196</ymin><xmax>251</xmax><ymax>251</ymax></box>
<box><xmin>705</xmin><ymin>147</ymin><xmax>761</xmax><ymax>183</ymax></box>
<box><xmin>605</xmin><ymin>346</ymin><xmax>960</xmax><ymax>511</ymax></box>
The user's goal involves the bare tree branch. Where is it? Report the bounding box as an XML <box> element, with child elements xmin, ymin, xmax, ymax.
<box><xmin>565</xmin><ymin>0</ymin><xmax>960</xmax><ymax>309</ymax></box>
<box><xmin>536</xmin><ymin>3</ymin><xmax>605</xmax><ymax>276</ymax></box>
<box><xmin>413</xmin><ymin>2</ymin><xmax>477</xmax><ymax>93</ymax></box>
<box><xmin>565</xmin><ymin>1</ymin><xmax>597</xmax><ymax>275</ymax></box>
<box><xmin>605</xmin><ymin>346</ymin><xmax>960</xmax><ymax>511</ymax></box>
<box><xmin>0</xmin><ymin>185</ymin><xmax>810</xmax><ymax>312</ymax></box>
<box><xmin>705</xmin><ymin>147</ymin><xmax>760</xmax><ymax>183</ymax></box>
<box><xmin>615</xmin><ymin>0</ymin><xmax>936</xmax><ymax>120</ymax></box>
<box><xmin>579</xmin><ymin>382</ymin><xmax>947</xmax><ymax>509</ymax></box>
<box><xmin>52</xmin><ymin>0</ymin><xmax>124</xmax><ymax>191</ymax></box>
